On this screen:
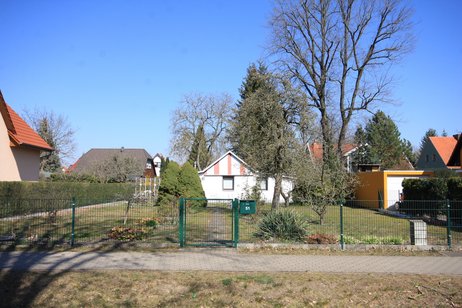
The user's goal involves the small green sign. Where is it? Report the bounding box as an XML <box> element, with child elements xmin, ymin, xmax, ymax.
<box><xmin>239</xmin><ymin>200</ymin><xmax>256</xmax><ymax>214</ymax></box>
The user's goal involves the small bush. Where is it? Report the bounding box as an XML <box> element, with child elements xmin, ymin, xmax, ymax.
<box><xmin>107</xmin><ymin>226</ymin><xmax>146</xmax><ymax>241</ymax></box>
<box><xmin>306</xmin><ymin>233</ymin><xmax>338</xmax><ymax>244</ymax></box>
<box><xmin>254</xmin><ymin>209</ymin><xmax>308</xmax><ymax>241</ymax></box>
<box><xmin>137</xmin><ymin>217</ymin><xmax>159</xmax><ymax>229</ymax></box>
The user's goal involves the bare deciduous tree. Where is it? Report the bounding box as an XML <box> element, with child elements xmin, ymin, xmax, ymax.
<box><xmin>169</xmin><ymin>93</ymin><xmax>233</xmax><ymax>167</ymax></box>
<box><xmin>270</xmin><ymin>0</ymin><xmax>413</xmax><ymax>165</ymax></box>
<box><xmin>23</xmin><ymin>109</ymin><xmax>77</xmax><ymax>171</ymax></box>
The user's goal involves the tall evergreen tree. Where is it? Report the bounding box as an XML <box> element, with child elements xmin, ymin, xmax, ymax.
<box><xmin>230</xmin><ymin>64</ymin><xmax>311</xmax><ymax>209</ymax></box>
<box><xmin>229</xmin><ymin>63</ymin><xmax>273</xmax><ymax>158</ymax></box>
<box><xmin>351</xmin><ymin>125</ymin><xmax>369</xmax><ymax>167</ymax></box>
<box><xmin>187</xmin><ymin>124</ymin><xmax>210</xmax><ymax>170</ymax></box>
<box><xmin>37</xmin><ymin>118</ymin><xmax>62</xmax><ymax>172</ymax></box>
<box><xmin>363</xmin><ymin>111</ymin><xmax>409</xmax><ymax>169</ymax></box>
<box><xmin>419</xmin><ymin>128</ymin><xmax>437</xmax><ymax>152</ymax></box>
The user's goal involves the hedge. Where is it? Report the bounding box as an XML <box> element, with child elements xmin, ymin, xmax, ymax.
<box><xmin>0</xmin><ymin>181</ymin><xmax>133</xmax><ymax>204</ymax></box>
<box><xmin>401</xmin><ymin>177</ymin><xmax>462</xmax><ymax>225</ymax></box>
<box><xmin>0</xmin><ymin>181</ymin><xmax>135</xmax><ymax>217</ymax></box>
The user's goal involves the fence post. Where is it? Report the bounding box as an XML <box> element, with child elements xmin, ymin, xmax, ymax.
<box><xmin>233</xmin><ymin>199</ymin><xmax>239</xmax><ymax>248</ymax></box>
<box><xmin>340</xmin><ymin>201</ymin><xmax>345</xmax><ymax>250</ymax></box>
<box><xmin>179</xmin><ymin>198</ymin><xmax>185</xmax><ymax>248</ymax></box>
<box><xmin>447</xmin><ymin>200</ymin><xmax>452</xmax><ymax>249</ymax></box>
<box><xmin>70</xmin><ymin>197</ymin><xmax>76</xmax><ymax>247</ymax></box>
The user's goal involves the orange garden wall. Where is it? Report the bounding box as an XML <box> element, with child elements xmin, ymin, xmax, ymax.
<box><xmin>355</xmin><ymin>172</ymin><xmax>385</xmax><ymax>209</ymax></box>
<box><xmin>355</xmin><ymin>171</ymin><xmax>432</xmax><ymax>209</ymax></box>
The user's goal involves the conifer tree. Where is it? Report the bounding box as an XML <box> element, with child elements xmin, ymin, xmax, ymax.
<box><xmin>179</xmin><ymin>162</ymin><xmax>206</xmax><ymax>206</ymax></box>
<box><xmin>157</xmin><ymin>161</ymin><xmax>181</xmax><ymax>206</ymax></box>
<box><xmin>230</xmin><ymin>63</ymin><xmax>311</xmax><ymax>209</ymax></box>
<box><xmin>419</xmin><ymin>128</ymin><xmax>437</xmax><ymax>153</ymax></box>
<box><xmin>363</xmin><ymin>111</ymin><xmax>410</xmax><ymax>169</ymax></box>
<box><xmin>187</xmin><ymin>124</ymin><xmax>210</xmax><ymax>170</ymax></box>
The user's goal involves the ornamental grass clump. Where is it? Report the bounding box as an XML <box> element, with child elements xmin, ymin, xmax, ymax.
<box><xmin>255</xmin><ymin>209</ymin><xmax>308</xmax><ymax>241</ymax></box>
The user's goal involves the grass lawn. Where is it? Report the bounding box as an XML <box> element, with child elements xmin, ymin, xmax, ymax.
<box><xmin>1</xmin><ymin>270</ymin><xmax>461</xmax><ymax>307</ymax></box>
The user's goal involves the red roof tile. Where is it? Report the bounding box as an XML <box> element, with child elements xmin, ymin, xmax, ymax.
<box><xmin>429</xmin><ymin>136</ymin><xmax>457</xmax><ymax>165</ymax></box>
<box><xmin>308</xmin><ymin>142</ymin><xmax>356</xmax><ymax>160</ymax></box>
<box><xmin>0</xmin><ymin>91</ymin><xmax>53</xmax><ymax>151</ymax></box>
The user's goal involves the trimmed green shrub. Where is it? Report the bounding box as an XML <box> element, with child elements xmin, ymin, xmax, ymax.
<box><xmin>401</xmin><ymin>178</ymin><xmax>448</xmax><ymax>217</ymax></box>
<box><xmin>157</xmin><ymin>161</ymin><xmax>182</xmax><ymax>207</ymax></box>
<box><xmin>0</xmin><ymin>181</ymin><xmax>133</xmax><ymax>202</ymax></box>
<box><xmin>448</xmin><ymin>178</ymin><xmax>462</xmax><ymax>226</ymax></box>
<box><xmin>179</xmin><ymin>162</ymin><xmax>206</xmax><ymax>207</ymax></box>
<box><xmin>254</xmin><ymin>209</ymin><xmax>308</xmax><ymax>241</ymax></box>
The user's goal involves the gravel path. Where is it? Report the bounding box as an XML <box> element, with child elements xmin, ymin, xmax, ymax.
<box><xmin>1</xmin><ymin>250</ymin><xmax>461</xmax><ymax>275</ymax></box>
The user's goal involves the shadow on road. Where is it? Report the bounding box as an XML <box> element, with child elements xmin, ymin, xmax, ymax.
<box><xmin>0</xmin><ymin>225</ymin><xmax>120</xmax><ymax>308</ymax></box>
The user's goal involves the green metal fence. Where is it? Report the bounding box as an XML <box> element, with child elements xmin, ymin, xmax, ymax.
<box><xmin>0</xmin><ymin>197</ymin><xmax>460</xmax><ymax>248</ymax></box>
<box><xmin>0</xmin><ymin>197</ymin><xmax>178</xmax><ymax>247</ymax></box>
<box><xmin>178</xmin><ymin>198</ymin><xmax>238</xmax><ymax>248</ymax></box>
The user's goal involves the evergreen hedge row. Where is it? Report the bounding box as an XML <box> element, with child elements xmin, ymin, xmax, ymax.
<box><xmin>401</xmin><ymin>177</ymin><xmax>462</xmax><ymax>225</ymax></box>
<box><xmin>0</xmin><ymin>181</ymin><xmax>133</xmax><ymax>204</ymax></box>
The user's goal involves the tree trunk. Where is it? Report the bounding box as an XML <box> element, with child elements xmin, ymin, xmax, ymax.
<box><xmin>281</xmin><ymin>190</ymin><xmax>290</xmax><ymax>207</ymax></box>
<box><xmin>271</xmin><ymin>174</ymin><xmax>283</xmax><ymax>210</ymax></box>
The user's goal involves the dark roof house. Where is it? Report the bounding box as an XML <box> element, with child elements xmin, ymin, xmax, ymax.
<box><xmin>69</xmin><ymin>148</ymin><xmax>156</xmax><ymax>179</ymax></box>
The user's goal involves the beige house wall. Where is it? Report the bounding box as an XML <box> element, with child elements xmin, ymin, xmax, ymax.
<box><xmin>0</xmin><ymin>113</ymin><xmax>21</xmax><ymax>181</ymax></box>
<box><xmin>0</xmin><ymin>113</ymin><xmax>41</xmax><ymax>181</ymax></box>
<box><xmin>12</xmin><ymin>147</ymin><xmax>40</xmax><ymax>181</ymax></box>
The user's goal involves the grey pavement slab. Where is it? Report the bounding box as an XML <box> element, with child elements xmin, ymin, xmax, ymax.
<box><xmin>1</xmin><ymin>250</ymin><xmax>461</xmax><ymax>275</ymax></box>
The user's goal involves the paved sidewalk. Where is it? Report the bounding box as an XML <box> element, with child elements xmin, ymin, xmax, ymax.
<box><xmin>0</xmin><ymin>250</ymin><xmax>461</xmax><ymax>275</ymax></box>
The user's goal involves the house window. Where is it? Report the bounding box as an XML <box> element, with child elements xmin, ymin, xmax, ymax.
<box><xmin>426</xmin><ymin>155</ymin><xmax>429</xmax><ymax>162</ymax></box>
<box><xmin>432</xmin><ymin>154</ymin><xmax>436</xmax><ymax>162</ymax></box>
<box><xmin>223</xmin><ymin>176</ymin><xmax>234</xmax><ymax>190</ymax></box>
<box><xmin>259</xmin><ymin>178</ymin><xmax>268</xmax><ymax>191</ymax></box>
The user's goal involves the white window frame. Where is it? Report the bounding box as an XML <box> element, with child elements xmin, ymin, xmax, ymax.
<box><xmin>259</xmin><ymin>178</ymin><xmax>268</xmax><ymax>191</ymax></box>
<box><xmin>223</xmin><ymin>176</ymin><xmax>234</xmax><ymax>190</ymax></box>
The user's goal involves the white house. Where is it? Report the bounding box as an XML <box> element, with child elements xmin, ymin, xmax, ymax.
<box><xmin>198</xmin><ymin>151</ymin><xmax>293</xmax><ymax>203</ymax></box>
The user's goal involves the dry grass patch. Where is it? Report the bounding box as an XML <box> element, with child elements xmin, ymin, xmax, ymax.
<box><xmin>1</xmin><ymin>270</ymin><xmax>461</xmax><ymax>307</ymax></box>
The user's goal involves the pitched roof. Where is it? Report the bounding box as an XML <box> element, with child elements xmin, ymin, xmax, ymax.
<box><xmin>429</xmin><ymin>136</ymin><xmax>458</xmax><ymax>165</ymax></box>
<box><xmin>69</xmin><ymin>148</ymin><xmax>152</xmax><ymax>174</ymax></box>
<box><xmin>308</xmin><ymin>142</ymin><xmax>357</xmax><ymax>160</ymax></box>
<box><xmin>447</xmin><ymin>134</ymin><xmax>461</xmax><ymax>167</ymax></box>
<box><xmin>0</xmin><ymin>91</ymin><xmax>53</xmax><ymax>151</ymax></box>
<box><xmin>198</xmin><ymin>150</ymin><xmax>253</xmax><ymax>175</ymax></box>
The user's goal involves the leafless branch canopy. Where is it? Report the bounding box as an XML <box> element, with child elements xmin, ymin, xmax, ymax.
<box><xmin>270</xmin><ymin>0</ymin><xmax>413</xmax><ymax>157</ymax></box>
<box><xmin>169</xmin><ymin>93</ymin><xmax>233</xmax><ymax>164</ymax></box>
<box><xmin>23</xmin><ymin>108</ymin><xmax>77</xmax><ymax>166</ymax></box>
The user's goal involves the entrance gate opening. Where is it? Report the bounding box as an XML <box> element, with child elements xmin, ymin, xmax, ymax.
<box><xmin>179</xmin><ymin>198</ymin><xmax>239</xmax><ymax>247</ymax></box>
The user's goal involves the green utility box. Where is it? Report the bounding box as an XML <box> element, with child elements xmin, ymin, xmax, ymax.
<box><xmin>239</xmin><ymin>200</ymin><xmax>256</xmax><ymax>214</ymax></box>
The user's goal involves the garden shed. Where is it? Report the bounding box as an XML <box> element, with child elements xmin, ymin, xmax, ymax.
<box><xmin>355</xmin><ymin>170</ymin><xmax>432</xmax><ymax>209</ymax></box>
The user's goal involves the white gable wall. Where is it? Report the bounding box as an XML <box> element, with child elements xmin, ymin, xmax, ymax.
<box><xmin>199</xmin><ymin>152</ymin><xmax>293</xmax><ymax>203</ymax></box>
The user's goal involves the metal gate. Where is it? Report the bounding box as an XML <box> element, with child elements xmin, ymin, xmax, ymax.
<box><xmin>179</xmin><ymin>198</ymin><xmax>239</xmax><ymax>247</ymax></box>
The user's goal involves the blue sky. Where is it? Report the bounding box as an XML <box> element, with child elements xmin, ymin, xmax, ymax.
<box><xmin>1</xmin><ymin>0</ymin><xmax>461</xmax><ymax>165</ymax></box>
